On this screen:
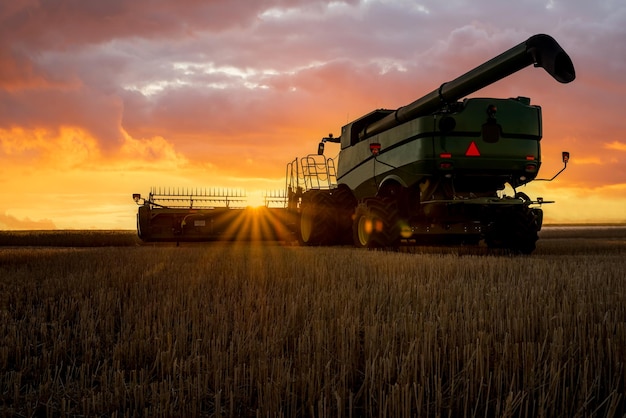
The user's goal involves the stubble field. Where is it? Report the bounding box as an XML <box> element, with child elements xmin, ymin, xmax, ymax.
<box><xmin>1</xmin><ymin>227</ymin><xmax>625</xmax><ymax>417</ymax></box>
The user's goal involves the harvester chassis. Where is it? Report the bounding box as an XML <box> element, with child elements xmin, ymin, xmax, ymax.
<box><xmin>296</xmin><ymin>187</ymin><xmax>542</xmax><ymax>253</ymax></box>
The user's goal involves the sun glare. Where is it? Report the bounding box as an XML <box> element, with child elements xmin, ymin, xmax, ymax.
<box><xmin>247</xmin><ymin>190</ymin><xmax>266</xmax><ymax>208</ymax></box>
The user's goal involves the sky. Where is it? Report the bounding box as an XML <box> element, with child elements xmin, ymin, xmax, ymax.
<box><xmin>0</xmin><ymin>0</ymin><xmax>625</xmax><ymax>230</ymax></box>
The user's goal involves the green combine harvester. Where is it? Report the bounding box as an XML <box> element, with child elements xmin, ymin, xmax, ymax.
<box><xmin>133</xmin><ymin>34</ymin><xmax>575</xmax><ymax>253</ymax></box>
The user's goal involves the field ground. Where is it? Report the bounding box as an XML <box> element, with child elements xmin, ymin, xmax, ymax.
<box><xmin>0</xmin><ymin>224</ymin><xmax>625</xmax><ymax>247</ymax></box>
<box><xmin>0</xmin><ymin>227</ymin><xmax>625</xmax><ymax>416</ymax></box>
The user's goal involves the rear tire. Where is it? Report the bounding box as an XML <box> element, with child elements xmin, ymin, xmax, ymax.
<box><xmin>486</xmin><ymin>205</ymin><xmax>539</xmax><ymax>254</ymax></box>
<box><xmin>511</xmin><ymin>206</ymin><xmax>540</xmax><ymax>254</ymax></box>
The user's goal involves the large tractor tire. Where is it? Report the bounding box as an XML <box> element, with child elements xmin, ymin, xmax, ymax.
<box><xmin>510</xmin><ymin>206</ymin><xmax>540</xmax><ymax>254</ymax></box>
<box><xmin>352</xmin><ymin>198</ymin><xmax>400</xmax><ymax>248</ymax></box>
<box><xmin>486</xmin><ymin>205</ymin><xmax>540</xmax><ymax>254</ymax></box>
<box><xmin>299</xmin><ymin>190</ymin><xmax>336</xmax><ymax>245</ymax></box>
<box><xmin>331</xmin><ymin>185</ymin><xmax>357</xmax><ymax>245</ymax></box>
<box><xmin>516</xmin><ymin>191</ymin><xmax>544</xmax><ymax>231</ymax></box>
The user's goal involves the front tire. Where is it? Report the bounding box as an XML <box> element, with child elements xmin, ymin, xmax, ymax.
<box><xmin>332</xmin><ymin>185</ymin><xmax>357</xmax><ymax>245</ymax></box>
<box><xmin>352</xmin><ymin>198</ymin><xmax>400</xmax><ymax>248</ymax></box>
<box><xmin>299</xmin><ymin>190</ymin><xmax>335</xmax><ymax>245</ymax></box>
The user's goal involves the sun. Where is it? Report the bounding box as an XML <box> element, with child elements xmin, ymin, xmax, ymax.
<box><xmin>246</xmin><ymin>190</ymin><xmax>266</xmax><ymax>208</ymax></box>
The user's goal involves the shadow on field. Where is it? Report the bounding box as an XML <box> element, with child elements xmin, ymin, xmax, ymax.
<box><xmin>0</xmin><ymin>226</ymin><xmax>624</xmax><ymax>256</ymax></box>
<box><xmin>0</xmin><ymin>230</ymin><xmax>142</xmax><ymax>247</ymax></box>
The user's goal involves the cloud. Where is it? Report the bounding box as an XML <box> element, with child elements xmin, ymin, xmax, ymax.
<box><xmin>0</xmin><ymin>0</ymin><xmax>626</xmax><ymax>228</ymax></box>
<box><xmin>0</xmin><ymin>211</ymin><xmax>56</xmax><ymax>230</ymax></box>
<box><xmin>605</xmin><ymin>141</ymin><xmax>626</xmax><ymax>152</ymax></box>
<box><xmin>119</xmin><ymin>133</ymin><xmax>189</xmax><ymax>170</ymax></box>
<box><xmin>0</xmin><ymin>127</ymin><xmax>100</xmax><ymax>168</ymax></box>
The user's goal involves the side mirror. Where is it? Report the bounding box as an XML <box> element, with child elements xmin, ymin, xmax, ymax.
<box><xmin>536</xmin><ymin>151</ymin><xmax>570</xmax><ymax>182</ymax></box>
<box><xmin>317</xmin><ymin>133</ymin><xmax>340</xmax><ymax>155</ymax></box>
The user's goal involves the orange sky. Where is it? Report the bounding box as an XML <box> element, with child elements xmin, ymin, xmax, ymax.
<box><xmin>1</xmin><ymin>0</ymin><xmax>625</xmax><ymax>229</ymax></box>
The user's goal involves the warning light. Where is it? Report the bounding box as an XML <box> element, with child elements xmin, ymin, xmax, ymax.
<box><xmin>465</xmin><ymin>141</ymin><xmax>481</xmax><ymax>157</ymax></box>
<box><xmin>440</xmin><ymin>152</ymin><xmax>452</xmax><ymax>158</ymax></box>
<box><xmin>525</xmin><ymin>164</ymin><xmax>537</xmax><ymax>172</ymax></box>
<box><xmin>526</xmin><ymin>155</ymin><xmax>535</xmax><ymax>161</ymax></box>
<box><xmin>370</xmin><ymin>143</ymin><xmax>381</xmax><ymax>156</ymax></box>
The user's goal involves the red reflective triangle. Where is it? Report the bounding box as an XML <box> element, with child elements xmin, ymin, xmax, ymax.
<box><xmin>465</xmin><ymin>141</ymin><xmax>481</xmax><ymax>156</ymax></box>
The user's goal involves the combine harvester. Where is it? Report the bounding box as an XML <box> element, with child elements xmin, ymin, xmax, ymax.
<box><xmin>133</xmin><ymin>34</ymin><xmax>575</xmax><ymax>253</ymax></box>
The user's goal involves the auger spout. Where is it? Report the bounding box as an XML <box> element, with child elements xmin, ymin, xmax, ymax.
<box><xmin>358</xmin><ymin>34</ymin><xmax>575</xmax><ymax>140</ymax></box>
